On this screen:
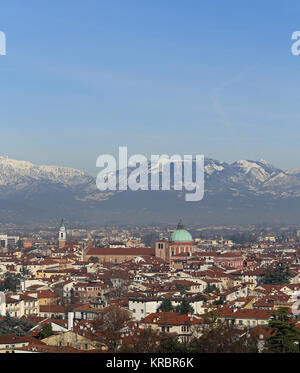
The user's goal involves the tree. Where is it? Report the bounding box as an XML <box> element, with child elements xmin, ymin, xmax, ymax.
<box><xmin>195</xmin><ymin>313</ymin><xmax>257</xmax><ymax>353</ymax></box>
<box><xmin>120</xmin><ymin>328</ymin><xmax>162</xmax><ymax>353</ymax></box>
<box><xmin>228</xmin><ymin>233</ymin><xmax>256</xmax><ymax>244</ymax></box>
<box><xmin>20</xmin><ymin>266</ymin><xmax>30</xmax><ymax>277</ymax></box>
<box><xmin>175</xmin><ymin>298</ymin><xmax>194</xmax><ymax>315</ymax></box>
<box><xmin>262</xmin><ymin>263</ymin><xmax>292</xmax><ymax>285</ymax></box>
<box><xmin>175</xmin><ymin>283</ymin><xmax>190</xmax><ymax>295</ymax></box>
<box><xmin>0</xmin><ymin>274</ymin><xmax>21</xmax><ymax>291</ymax></box>
<box><xmin>194</xmin><ymin>294</ymin><xmax>207</xmax><ymax>303</ymax></box>
<box><xmin>157</xmin><ymin>298</ymin><xmax>174</xmax><ymax>312</ymax></box>
<box><xmin>94</xmin><ymin>306</ymin><xmax>131</xmax><ymax>352</ymax></box>
<box><xmin>40</xmin><ymin>323</ymin><xmax>53</xmax><ymax>339</ymax></box>
<box><xmin>264</xmin><ymin>307</ymin><xmax>300</xmax><ymax>353</ymax></box>
<box><xmin>156</xmin><ymin>334</ymin><xmax>196</xmax><ymax>353</ymax></box>
<box><xmin>89</xmin><ymin>256</ymin><xmax>99</xmax><ymax>263</ymax></box>
<box><xmin>121</xmin><ymin>330</ymin><xmax>196</xmax><ymax>353</ymax></box>
<box><xmin>0</xmin><ymin>314</ymin><xmax>36</xmax><ymax>336</ymax></box>
<box><xmin>203</xmin><ymin>283</ymin><xmax>218</xmax><ymax>294</ymax></box>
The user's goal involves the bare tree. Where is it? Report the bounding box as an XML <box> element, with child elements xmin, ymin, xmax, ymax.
<box><xmin>120</xmin><ymin>328</ymin><xmax>162</xmax><ymax>353</ymax></box>
<box><xmin>93</xmin><ymin>306</ymin><xmax>131</xmax><ymax>352</ymax></box>
<box><xmin>195</xmin><ymin>312</ymin><xmax>258</xmax><ymax>353</ymax></box>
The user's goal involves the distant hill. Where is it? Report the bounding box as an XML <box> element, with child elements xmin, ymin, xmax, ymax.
<box><xmin>0</xmin><ymin>156</ymin><xmax>300</xmax><ymax>227</ymax></box>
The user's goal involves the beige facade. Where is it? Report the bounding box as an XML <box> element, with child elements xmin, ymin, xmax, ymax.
<box><xmin>6</xmin><ymin>296</ymin><xmax>39</xmax><ymax>318</ymax></box>
<box><xmin>155</xmin><ymin>240</ymin><xmax>196</xmax><ymax>263</ymax></box>
<box><xmin>84</xmin><ymin>247</ymin><xmax>154</xmax><ymax>264</ymax></box>
<box><xmin>42</xmin><ymin>331</ymin><xmax>104</xmax><ymax>351</ymax></box>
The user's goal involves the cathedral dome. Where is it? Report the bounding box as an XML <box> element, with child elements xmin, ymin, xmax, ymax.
<box><xmin>169</xmin><ymin>220</ymin><xmax>193</xmax><ymax>242</ymax></box>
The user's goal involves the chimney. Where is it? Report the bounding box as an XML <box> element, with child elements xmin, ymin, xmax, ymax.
<box><xmin>68</xmin><ymin>312</ymin><xmax>74</xmax><ymax>331</ymax></box>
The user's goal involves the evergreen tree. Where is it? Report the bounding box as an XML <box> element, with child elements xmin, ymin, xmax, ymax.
<box><xmin>156</xmin><ymin>335</ymin><xmax>196</xmax><ymax>353</ymax></box>
<box><xmin>0</xmin><ymin>313</ymin><xmax>35</xmax><ymax>336</ymax></box>
<box><xmin>175</xmin><ymin>298</ymin><xmax>194</xmax><ymax>315</ymax></box>
<box><xmin>0</xmin><ymin>274</ymin><xmax>21</xmax><ymax>291</ymax></box>
<box><xmin>20</xmin><ymin>266</ymin><xmax>30</xmax><ymax>277</ymax></box>
<box><xmin>175</xmin><ymin>283</ymin><xmax>190</xmax><ymax>294</ymax></box>
<box><xmin>264</xmin><ymin>307</ymin><xmax>300</xmax><ymax>353</ymax></box>
<box><xmin>40</xmin><ymin>323</ymin><xmax>53</xmax><ymax>339</ymax></box>
<box><xmin>262</xmin><ymin>263</ymin><xmax>292</xmax><ymax>285</ymax></box>
<box><xmin>157</xmin><ymin>298</ymin><xmax>174</xmax><ymax>312</ymax></box>
<box><xmin>89</xmin><ymin>256</ymin><xmax>99</xmax><ymax>263</ymax></box>
<box><xmin>203</xmin><ymin>283</ymin><xmax>218</xmax><ymax>294</ymax></box>
<box><xmin>194</xmin><ymin>294</ymin><xmax>207</xmax><ymax>303</ymax></box>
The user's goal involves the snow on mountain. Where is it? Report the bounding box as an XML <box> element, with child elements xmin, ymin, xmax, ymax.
<box><xmin>204</xmin><ymin>159</ymin><xmax>226</xmax><ymax>175</ymax></box>
<box><xmin>224</xmin><ymin>159</ymin><xmax>281</xmax><ymax>191</ymax></box>
<box><xmin>0</xmin><ymin>156</ymin><xmax>91</xmax><ymax>186</ymax></box>
<box><xmin>0</xmin><ymin>155</ymin><xmax>300</xmax><ymax>204</ymax></box>
<box><xmin>286</xmin><ymin>168</ymin><xmax>300</xmax><ymax>176</ymax></box>
<box><xmin>0</xmin><ymin>155</ymin><xmax>300</xmax><ymax>225</ymax></box>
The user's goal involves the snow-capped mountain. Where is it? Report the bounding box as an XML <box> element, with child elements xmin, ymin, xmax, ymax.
<box><xmin>1</xmin><ymin>156</ymin><xmax>300</xmax><ymax>226</ymax></box>
<box><xmin>0</xmin><ymin>156</ymin><xmax>114</xmax><ymax>202</ymax></box>
<box><xmin>0</xmin><ymin>156</ymin><xmax>91</xmax><ymax>186</ymax></box>
<box><xmin>203</xmin><ymin>158</ymin><xmax>299</xmax><ymax>196</ymax></box>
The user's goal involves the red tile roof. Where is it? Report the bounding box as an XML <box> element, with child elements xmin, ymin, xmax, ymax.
<box><xmin>86</xmin><ymin>247</ymin><xmax>155</xmax><ymax>256</ymax></box>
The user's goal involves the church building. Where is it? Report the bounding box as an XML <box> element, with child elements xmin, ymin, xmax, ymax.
<box><xmin>155</xmin><ymin>220</ymin><xmax>196</xmax><ymax>263</ymax></box>
<box><xmin>58</xmin><ymin>218</ymin><xmax>67</xmax><ymax>248</ymax></box>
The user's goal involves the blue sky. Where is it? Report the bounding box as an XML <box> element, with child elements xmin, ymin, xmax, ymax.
<box><xmin>0</xmin><ymin>0</ymin><xmax>300</xmax><ymax>175</ymax></box>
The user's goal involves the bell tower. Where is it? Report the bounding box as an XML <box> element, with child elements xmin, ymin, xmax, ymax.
<box><xmin>58</xmin><ymin>218</ymin><xmax>67</xmax><ymax>248</ymax></box>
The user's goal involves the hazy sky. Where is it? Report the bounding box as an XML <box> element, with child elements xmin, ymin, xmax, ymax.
<box><xmin>1</xmin><ymin>0</ymin><xmax>300</xmax><ymax>175</ymax></box>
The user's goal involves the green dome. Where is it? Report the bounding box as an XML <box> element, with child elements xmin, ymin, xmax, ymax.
<box><xmin>170</xmin><ymin>220</ymin><xmax>193</xmax><ymax>242</ymax></box>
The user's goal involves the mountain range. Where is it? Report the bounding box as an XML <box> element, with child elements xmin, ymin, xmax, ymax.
<box><xmin>1</xmin><ymin>156</ymin><xmax>300</xmax><ymax>227</ymax></box>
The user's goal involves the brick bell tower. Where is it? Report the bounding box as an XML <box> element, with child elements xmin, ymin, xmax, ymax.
<box><xmin>58</xmin><ymin>218</ymin><xmax>67</xmax><ymax>248</ymax></box>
